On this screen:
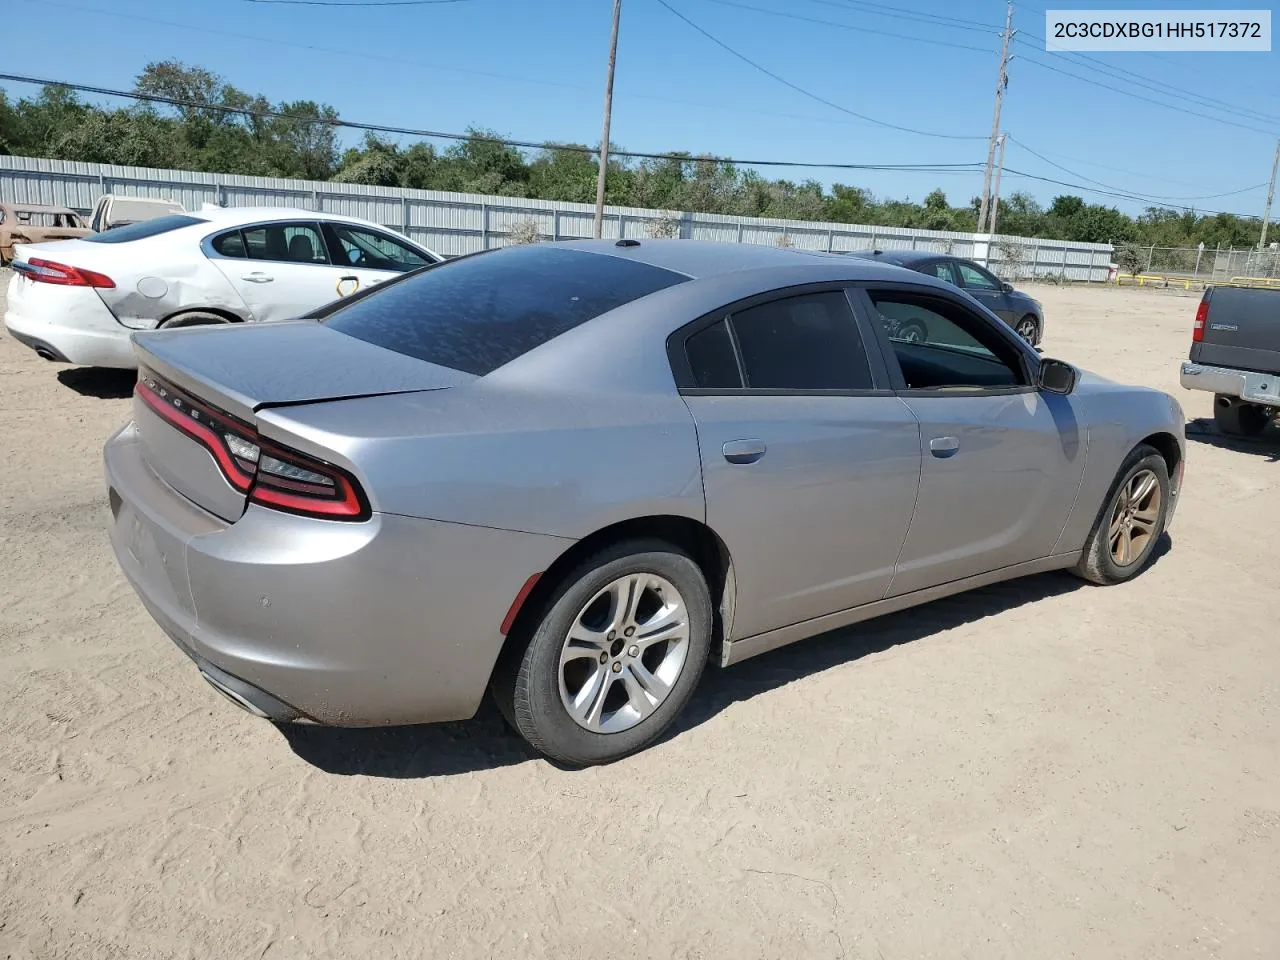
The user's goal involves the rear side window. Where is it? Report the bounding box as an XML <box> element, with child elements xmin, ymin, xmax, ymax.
<box><xmin>211</xmin><ymin>230</ymin><xmax>247</xmax><ymax>258</ymax></box>
<box><xmin>731</xmin><ymin>291</ymin><xmax>873</xmax><ymax>390</ymax></box>
<box><xmin>686</xmin><ymin>320</ymin><xmax>742</xmax><ymax>389</ymax></box>
<box><xmin>85</xmin><ymin>214</ymin><xmax>207</xmax><ymax>243</ymax></box>
<box><xmin>325</xmin><ymin>245</ymin><xmax>688</xmax><ymax>376</ymax></box>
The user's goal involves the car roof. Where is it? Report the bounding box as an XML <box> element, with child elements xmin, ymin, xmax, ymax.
<box><xmin>1</xmin><ymin>202</ymin><xmax>79</xmax><ymax>215</ymax></box>
<box><xmin>194</xmin><ymin>206</ymin><xmax>392</xmax><ymax>229</ymax></box>
<box><xmin>554</xmin><ymin>238</ymin><xmax>930</xmax><ymax>282</ymax></box>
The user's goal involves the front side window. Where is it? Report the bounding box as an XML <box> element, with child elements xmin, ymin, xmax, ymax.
<box><xmin>325</xmin><ymin>223</ymin><xmax>430</xmax><ymax>273</ymax></box>
<box><xmin>325</xmin><ymin>245</ymin><xmax>687</xmax><ymax>376</ymax></box>
<box><xmin>730</xmin><ymin>291</ymin><xmax>873</xmax><ymax>391</ymax></box>
<box><xmin>869</xmin><ymin>292</ymin><xmax>1026</xmax><ymax>390</ymax></box>
<box><xmin>954</xmin><ymin>262</ymin><xmax>1000</xmax><ymax>290</ymax></box>
<box><xmin>241</xmin><ymin>223</ymin><xmax>328</xmax><ymax>265</ymax></box>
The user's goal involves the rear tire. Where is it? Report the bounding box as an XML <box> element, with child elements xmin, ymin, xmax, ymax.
<box><xmin>1072</xmin><ymin>444</ymin><xmax>1170</xmax><ymax>586</ymax></box>
<box><xmin>159</xmin><ymin>311</ymin><xmax>232</xmax><ymax>330</ymax></box>
<box><xmin>1213</xmin><ymin>394</ymin><xmax>1271</xmax><ymax>438</ymax></box>
<box><xmin>492</xmin><ymin>539</ymin><xmax>712</xmax><ymax>766</ymax></box>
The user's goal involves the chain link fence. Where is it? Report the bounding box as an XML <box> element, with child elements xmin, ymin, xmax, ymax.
<box><xmin>1119</xmin><ymin>243</ymin><xmax>1280</xmax><ymax>283</ymax></box>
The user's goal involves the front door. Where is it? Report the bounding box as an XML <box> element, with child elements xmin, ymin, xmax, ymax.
<box><xmin>673</xmin><ymin>288</ymin><xmax>922</xmax><ymax>640</ymax></box>
<box><xmin>321</xmin><ymin>222</ymin><xmax>435</xmax><ymax>299</ymax></box>
<box><xmin>856</xmin><ymin>285</ymin><xmax>1086</xmax><ymax>596</ymax></box>
<box><xmin>953</xmin><ymin>260</ymin><xmax>1015</xmax><ymax>322</ymax></box>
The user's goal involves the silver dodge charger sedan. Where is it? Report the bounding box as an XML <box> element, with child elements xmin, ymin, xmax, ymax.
<box><xmin>105</xmin><ymin>240</ymin><xmax>1186</xmax><ymax>765</ymax></box>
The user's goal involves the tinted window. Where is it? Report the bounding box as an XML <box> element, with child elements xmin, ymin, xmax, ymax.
<box><xmin>84</xmin><ymin>214</ymin><xmax>207</xmax><ymax>243</ymax></box>
<box><xmin>685</xmin><ymin>320</ymin><xmax>742</xmax><ymax>389</ymax></box>
<box><xmin>729</xmin><ymin>291</ymin><xmax>872</xmax><ymax>390</ymax></box>
<box><xmin>955</xmin><ymin>262</ymin><xmax>999</xmax><ymax>290</ymax></box>
<box><xmin>325</xmin><ymin>245</ymin><xmax>688</xmax><ymax>376</ymax></box>
<box><xmin>212</xmin><ymin>230</ymin><xmax>247</xmax><ymax>258</ymax></box>
<box><xmin>325</xmin><ymin>223</ymin><xmax>430</xmax><ymax>272</ymax></box>
<box><xmin>869</xmin><ymin>292</ymin><xmax>1025</xmax><ymax>390</ymax></box>
<box><xmin>922</xmin><ymin>260</ymin><xmax>957</xmax><ymax>284</ymax></box>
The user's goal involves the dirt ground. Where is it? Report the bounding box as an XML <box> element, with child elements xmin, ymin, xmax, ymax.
<box><xmin>1</xmin><ymin>274</ymin><xmax>1278</xmax><ymax>960</ymax></box>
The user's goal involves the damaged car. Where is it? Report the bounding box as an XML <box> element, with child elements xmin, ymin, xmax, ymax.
<box><xmin>3</xmin><ymin>207</ymin><xmax>442</xmax><ymax>368</ymax></box>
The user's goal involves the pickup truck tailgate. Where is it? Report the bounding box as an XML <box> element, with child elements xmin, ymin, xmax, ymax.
<box><xmin>1191</xmin><ymin>285</ymin><xmax>1280</xmax><ymax>373</ymax></box>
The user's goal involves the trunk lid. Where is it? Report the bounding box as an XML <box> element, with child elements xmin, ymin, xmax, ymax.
<box><xmin>131</xmin><ymin>320</ymin><xmax>473</xmax><ymax>521</ymax></box>
<box><xmin>1191</xmin><ymin>285</ymin><xmax>1280</xmax><ymax>374</ymax></box>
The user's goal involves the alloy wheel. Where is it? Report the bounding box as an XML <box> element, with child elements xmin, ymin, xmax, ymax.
<box><xmin>557</xmin><ymin>573</ymin><xmax>690</xmax><ymax>734</ymax></box>
<box><xmin>1108</xmin><ymin>468</ymin><xmax>1161</xmax><ymax>566</ymax></box>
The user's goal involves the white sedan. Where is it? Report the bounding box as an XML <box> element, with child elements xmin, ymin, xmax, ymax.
<box><xmin>3</xmin><ymin>206</ymin><xmax>442</xmax><ymax>369</ymax></box>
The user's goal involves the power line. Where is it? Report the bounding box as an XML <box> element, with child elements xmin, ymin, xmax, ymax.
<box><xmin>1000</xmin><ymin>166</ymin><xmax>1258</xmax><ymax>217</ymax></box>
<box><xmin>14</xmin><ymin>0</ymin><xmax>981</xmax><ymax>133</ymax></box>
<box><xmin>800</xmin><ymin>0</ymin><xmax>1001</xmax><ymax>33</ymax></box>
<box><xmin>699</xmin><ymin>0</ymin><xmax>993</xmax><ymax>53</ymax></box>
<box><xmin>1007</xmin><ymin>136</ymin><xmax>1267</xmax><ymax>201</ymax></box>
<box><xmin>242</xmin><ymin>0</ymin><xmax>466</xmax><ymax>5</ymax></box>
<box><xmin>1012</xmin><ymin>35</ymin><xmax>1280</xmax><ymax>128</ymax></box>
<box><xmin>0</xmin><ymin>71</ymin><xmax>988</xmax><ymax>174</ymax></box>
<box><xmin>653</xmin><ymin>0</ymin><xmax>988</xmax><ymax>140</ymax></box>
<box><xmin>1015</xmin><ymin>53</ymin><xmax>1278</xmax><ymax>138</ymax></box>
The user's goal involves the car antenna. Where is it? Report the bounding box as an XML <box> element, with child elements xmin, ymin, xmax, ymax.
<box><xmin>615</xmin><ymin>238</ymin><xmax>640</xmax><ymax>247</ymax></box>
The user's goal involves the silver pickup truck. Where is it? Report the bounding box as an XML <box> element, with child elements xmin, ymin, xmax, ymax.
<box><xmin>1180</xmin><ymin>284</ymin><xmax>1280</xmax><ymax>437</ymax></box>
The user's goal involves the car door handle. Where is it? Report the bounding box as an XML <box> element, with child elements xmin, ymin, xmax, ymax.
<box><xmin>241</xmin><ymin>273</ymin><xmax>274</xmax><ymax>283</ymax></box>
<box><xmin>723</xmin><ymin>439</ymin><xmax>766</xmax><ymax>464</ymax></box>
<box><xmin>929</xmin><ymin>436</ymin><xmax>960</xmax><ymax>458</ymax></box>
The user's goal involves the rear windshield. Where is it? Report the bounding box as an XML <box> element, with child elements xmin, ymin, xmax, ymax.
<box><xmin>86</xmin><ymin>214</ymin><xmax>206</xmax><ymax>243</ymax></box>
<box><xmin>324</xmin><ymin>245</ymin><xmax>689</xmax><ymax>376</ymax></box>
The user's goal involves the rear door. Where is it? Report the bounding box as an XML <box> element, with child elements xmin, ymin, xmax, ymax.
<box><xmin>673</xmin><ymin>286</ymin><xmax>921</xmax><ymax>640</ymax></box>
<box><xmin>953</xmin><ymin>260</ymin><xmax>1014</xmax><ymax>321</ymax></box>
<box><xmin>855</xmin><ymin>284</ymin><xmax>1086</xmax><ymax>596</ymax></box>
<box><xmin>321</xmin><ymin>222</ymin><xmax>436</xmax><ymax>299</ymax></box>
<box><xmin>207</xmin><ymin>221</ymin><xmax>348</xmax><ymax>322</ymax></box>
<box><xmin>1191</xmin><ymin>286</ymin><xmax>1280</xmax><ymax>374</ymax></box>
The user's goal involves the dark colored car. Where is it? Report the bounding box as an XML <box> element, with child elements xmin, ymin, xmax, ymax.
<box><xmin>847</xmin><ymin>249</ymin><xmax>1044</xmax><ymax>345</ymax></box>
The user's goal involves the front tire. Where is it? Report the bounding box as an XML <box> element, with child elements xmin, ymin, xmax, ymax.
<box><xmin>1073</xmin><ymin>444</ymin><xmax>1170</xmax><ymax>585</ymax></box>
<box><xmin>1214</xmin><ymin>394</ymin><xmax>1271</xmax><ymax>438</ymax></box>
<box><xmin>493</xmin><ymin>539</ymin><xmax>712</xmax><ymax>766</ymax></box>
<box><xmin>1015</xmin><ymin>314</ymin><xmax>1039</xmax><ymax>344</ymax></box>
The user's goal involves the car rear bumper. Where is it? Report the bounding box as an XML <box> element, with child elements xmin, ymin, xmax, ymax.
<box><xmin>4</xmin><ymin>274</ymin><xmax>136</xmax><ymax>368</ymax></box>
<box><xmin>1180</xmin><ymin>361</ymin><xmax>1280</xmax><ymax>406</ymax></box>
<box><xmin>104</xmin><ymin>421</ymin><xmax>572</xmax><ymax>726</ymax></box>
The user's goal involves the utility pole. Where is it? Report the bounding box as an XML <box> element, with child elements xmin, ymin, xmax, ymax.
<box><xmin>989</xmin><ymin>133</ymin><xmax>1008</xmax><ymax>236</ymax></box>
<box><xmin>1261</xmin><ymin>138</ymin><xmax>1280</xmax><ymax>249</ymax></box>
<box><xmin>593</xmin><ymin>0</ymin><xmax>623</xmax><ymax>240</ymax></box>
<box><xmin>977</xmin><ymin>2</ymin><xmax>1014</xmax><ymax>234</ymax></box>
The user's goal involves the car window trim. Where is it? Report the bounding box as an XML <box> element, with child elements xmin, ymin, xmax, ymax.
<box><xmin>201</xmin><ymin>220</ymin><xmax>331</xmax><ymax>266</ymax></box>
<box><xmin>667</xmin><ymin>281</ymin><xmax>895</xmax><ymax>397</ymax></box>
<box><xmin>848</xmin><ymin>282</ymin><xmax>1039</xmax><ymax>395</ymax></box>
<box><xmin>321</xmin><ymin>221</ymin><xmax>436</xmax><ymax>272</ymax></box>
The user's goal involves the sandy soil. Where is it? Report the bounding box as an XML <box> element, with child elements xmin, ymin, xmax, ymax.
<box><xmin>1</xmin><ymin>275</ymin><xmax>1278</xmax><ymax>960</ymax></box>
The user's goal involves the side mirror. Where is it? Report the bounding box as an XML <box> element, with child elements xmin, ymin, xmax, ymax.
<box><xmin>1001</xmin><ymin>281</ymin><xmax>1014</xmax><ymax>293</ymax></box>
<box><xmin>1038</xmin><ymin>358</ymin><xmax>1078</xmax><ymax>395</ymax></box>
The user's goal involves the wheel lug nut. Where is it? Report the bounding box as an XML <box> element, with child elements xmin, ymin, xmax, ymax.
<box><xmin>599</xmin><ymin>653</ymin><xmax>608</xmax><ymax>664</ymax></box>
<box><xmin>628</xmin><ymin>645</ymin><xmax>638</xmax><ymax>657</ymax></box>
<box><xmin>611</xmin><ymin>662</ymin><xmax>622</xmax><ymax>673</ymax></box>
<box><xmin>624</xmin><ymin>626</ymin><xmax>635</xmax><ymax>637</ymax></box>
<box><xmin>607</xmin><ymin>630</ymin><xmax>616</xmax><ymax>640</ymax></box>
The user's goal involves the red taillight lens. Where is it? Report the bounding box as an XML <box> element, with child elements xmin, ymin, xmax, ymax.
<box><xmin>1192</xmin><ymin>298</ymin><xmax>1208</xmax><ymax>342</ymax></box>
<box><xmin>23</xmin><ymin>257</ymin><xmax>115</xmax><ymax>288</ymax></box>
<box><xmin>135</xmin><ymin>374</ymin><xmax>368</xmax><ymax>521</ymax></box>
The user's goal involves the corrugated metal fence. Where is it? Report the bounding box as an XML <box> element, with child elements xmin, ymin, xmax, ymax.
<box><xmin>0</xmin><ymin>155</ymin><xmax>1115</xmax><ymax>281</ymax></box>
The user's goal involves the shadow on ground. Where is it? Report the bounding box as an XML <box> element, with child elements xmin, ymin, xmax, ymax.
<box><xmin>282</xmin><ymin>542</ymin><xmax>1186</xmax><ymax>778</ymax></box>
<box><xmin>57</xmin><ymin>367</ymin><xmax>136</xmax><ymax>399</ymax></box>
<box><xmin>1186</xmin><ymin>417</ymin><xmax>1280</xmax><ymax>463</ymax></box>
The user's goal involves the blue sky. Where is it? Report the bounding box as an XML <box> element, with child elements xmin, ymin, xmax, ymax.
<box><xmin>3</xmin><ymin>0</ymin><xmax>1277</xmax><ymax>216</ymax></box>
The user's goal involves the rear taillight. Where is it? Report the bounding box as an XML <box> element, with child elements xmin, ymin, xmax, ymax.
<box><xmin>1192</xmin><ymin>297</ymin><xmax>1209</xmax><ymax>342</ymax></box>
<box><xmin>19</xmin><ymin>257</ymin><xmax>115</xmax><ymax>288</ymax></box>
<box><xmin>135</xmin><ymin>374</ymin><xmax>368</xmax><ymax>521</ymax></box>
